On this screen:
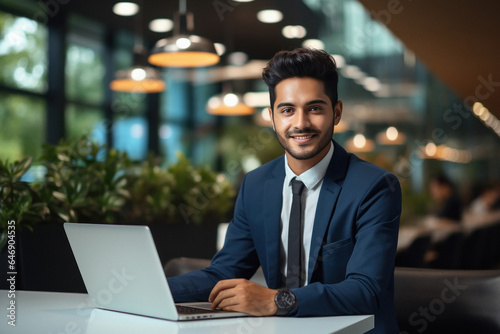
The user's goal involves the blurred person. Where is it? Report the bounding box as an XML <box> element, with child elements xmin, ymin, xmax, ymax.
<box><xmin>469</xmin><ymin>183</ymin><xmax>500</xmax><ymax>215</ymax></box>
<box><xmin>429</xmin><ymin>173</ymin><xmax>462</xmax><ymax>223</ymax></box>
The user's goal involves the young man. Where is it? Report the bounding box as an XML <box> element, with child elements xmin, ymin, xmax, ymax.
<box><xmin>167</xmin><ymin>48</ymin><xmax>401</xmax><ymax>334</ymax></box>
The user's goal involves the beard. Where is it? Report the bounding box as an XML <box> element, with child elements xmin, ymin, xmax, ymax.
<box><xmin>274</xmin><ymin>122</ymin><xmax>334</xmax><ymax>161</ymax></box>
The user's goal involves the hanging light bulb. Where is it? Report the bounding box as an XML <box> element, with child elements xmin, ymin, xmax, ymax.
<box><xmin>345</xmin><ymin>133</ymin><xmax>375</xmax><ymax>152</ymax></box>
<box><xmin>110</xmin><ymin>2</ymin><xmax>165</xmax><ymax>93</ymax></box>
<box><xmin>376</xmin><ymin>126</ymin><xmax>407</xmax><ymax>145</ymax></box>
<box><xmin>110</xmin><ymin>45</ymin><xmax>166</xmax><ymax>93</ymax></box>
<box><xmin>206</xmin><ymin>92</ymin><xmax>254</xmax><ymax>116</ymax></box>
<box><xmin>149</xmin><ymin>0</ymin><xmax>219</xmax><ymax>67</ymax></box>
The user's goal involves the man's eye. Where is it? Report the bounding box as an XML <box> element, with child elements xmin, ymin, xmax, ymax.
<box><xmin>281</xmin><ymin>108</ymin><xmax>293</xmax><ymax>114</ymax></box>
<box><xmin>310</xmin><ymin>106</ymin><xmax>322</xmax><ymax>112</ymax></box>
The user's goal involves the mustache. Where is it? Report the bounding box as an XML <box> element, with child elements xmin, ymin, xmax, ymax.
<box><xmin>286</xmin><ymin>127</ymin><xmax>320</xmax><ymax>137</ymax></box>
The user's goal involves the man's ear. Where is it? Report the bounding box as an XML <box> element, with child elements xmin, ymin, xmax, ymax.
<box><xmin>268</xmin><ymin>107</ymin><xmax>276</xmax><ymax>131</ymax></box>
<box><xmin>334</xmin><ymin>100</ymin><xmax>343</xmax><ymax>125</ymax></box>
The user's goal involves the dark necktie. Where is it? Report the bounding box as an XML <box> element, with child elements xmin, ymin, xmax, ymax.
<box><xmin>286</xmin><ymin>178</ymin><xmax>305</xmax><ymax>289</ymax></box>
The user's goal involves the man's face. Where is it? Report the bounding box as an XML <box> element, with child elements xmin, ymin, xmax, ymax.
<box><xmin>269</xmin><ymin>77</ymin><xmax>342</xmax><ymax>163</ymax></box>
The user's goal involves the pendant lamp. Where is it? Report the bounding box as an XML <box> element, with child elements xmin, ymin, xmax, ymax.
<box><xmin>110</xmin><ymin>45</ymin><xmax>166</xmax><ymax>93</ymax></box>
<box><xmin>110</xmin><ymin>1</ymin><xmax>165</xmax><ymax>93</ymax></box>
<box><xmin>207</xmin><ymin>92</ymin><xmax>254</xmax><ymax>116</ymax></box>
<box><xmin>148</xmin><ymin>0</ymin><xmax>220</xmax><ymax>68</ymax></box>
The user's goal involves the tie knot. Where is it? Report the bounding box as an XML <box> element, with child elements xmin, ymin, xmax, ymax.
<box><xmin>291</xmin><ymin>179</ymin><xmax>305</xmax><ymax>196</ymax></box>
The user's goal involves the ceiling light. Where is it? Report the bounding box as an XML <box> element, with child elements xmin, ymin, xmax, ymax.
<box><xmin>227</xmin><ymin>52</ymin><xmax>248</xmax><ymax>66</ymax></box>
<box><xmin>341</xmin><ymin>65</ymin><xmax>363</xmax><ymax>79</ymax></box>
<box><xmin>363</xmin><ymin>76</ymin><xmax>381</xmax><ymax>92</ymax></box>
<box><xmin>334</xmin><ymin>119</ymin><xmax>349</xmax><ymax>133</ymax></box>
<box><xmin>113</xmin><ymin>2</ymin><xmax>139</xmax><ymax>16</ymax></box>
<box><xmin>353</xmin><ymin>134</ymin><xmax>366</xmax><ymax>148</ymax></box>
<box><xmin>302</xmin><ymin>39</ymin><xmax>324</xmax><ymax>49</ymax></box>
<box><xmin>345</xmin><ymin>134</ymin><xmax>375</xmax><ymax>152</ymax></box>
<box><xmin>472</xmin><ymin>102</ymin><xmax>483</xmax><ymax>116</ymax></box>
<box><xmin>386</xmin><ymin>126</ymin><xmax>398</xmax><ymax>141</ymax></box>
<box><xmin>214</xmin><ymin>43</ymin><xmax>226</xmax><ymax>56</ymax></box>
<box><xmin>425</xmin><ymin>142</ymin><xmax>437</xmax><ymax>157</ymax></box>
<box><xmin>243</xmin><ymin>91</ymin><xmax>270</xmax><ymax>107</ymax></box>
<box><xmin>233</xmin><ymin>0</ymin><xmax>254</xmax><ymax>2</ymax></box>
<box><xmin>282</xmin><ymin>25</ymin><xmax>307</xmax><ymax>39</ymax></box>
<box><xmin>149</xmin><ymin>18</ymin><xmax>174</xmax><ymax>33</ymax></box>
<box><xmin>376</xmin><ymin>126</ymin><xmax>406</xmax><ymax>145</ymax></box>
<box><xmin>254</xmin><ymin>107</ymin><xmax>272</xmax><ymax>127</ymax></box>
<box><xmin>110</xmin><ymin>64</ymin><xmax>165</xmax><ymax>93</ymax></box>
<box><xmin>331</xmin><ymin>54</ymin><xmax>345</xmax><ymax>68</ymax></box>
<box><xmin>110</xmin><ymin>4</ymin><xmax>165</xmax><ymax>93</ymax></box>
<box><xmin>149</xmin><ymin>0</ymin><xmax>219</xmax><ymax>67</ymax></box>
<box><xmin>261</xmin><ymin>107</ymin><xmax>271</xmax><ymax>121</ymax></box>
<box><xmin>257</xmin><ymin>10</ymin><xmax>283</xmax><ymax>23</ymax></box>
<box><xmin>207</xmin><ymin>92</ymin><xmax>254</xmax><ymax>116</ymax></box>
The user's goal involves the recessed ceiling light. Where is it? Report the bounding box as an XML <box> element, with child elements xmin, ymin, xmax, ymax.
<box><xmin>214</xmin><ymin>43</ymin><xmax>226</xmax><ymax>56</ymax></box>
<box><xmin>149</xmin><ymin>18</ymin><xmax>174</xmax><ymax>33</ymax></box>
<box><xmin>302</xmin><ymin>39</ymin><xmax>324</xmax><ymax>49</ymax></box>
<box><xmin>331</xmin><ymin>54</ymin><xmax>345</xmax><ymax>68</ymax></box>
<box><xmin>227</xmin><ymin>51</ymin><xmax>248</xmax><ymax>65</ymax></box>
<box><xmin>257</xmin><ymin>10</ymin><xmax>283</xmax><ymax>23</ymax></box>
<box><xmin>113</xmin><ymin>2</ymin><xmax>139</xmax><ymax>16</ymax></box>
<box><xmin>282</xmin><ymin>25</ymin><xmax>307</xmax><ymax>39</ymax></box>
<box><xmin>233</xmin><ymin>0</ymin><xmax>254</xmax><ymax>2</ymax></box>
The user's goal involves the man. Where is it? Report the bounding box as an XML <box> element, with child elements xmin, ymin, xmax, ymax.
<box><xmin>429</xmin><ymin>173</ymin><xmax>462</xmax><ymax>222</ymax></box>
<box><xmin>167</xmin><ymin>48</ymin><xmax>401</xmax><ymax>333</ymax></box>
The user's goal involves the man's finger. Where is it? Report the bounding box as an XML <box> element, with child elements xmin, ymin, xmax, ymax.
<box><xmin>208</xmin><ymin>279</ymin><xmax>241</xmax><ymax>302</ymax></box>
<box><xmin>210</xmin><ymin>286</ymin><xmax>237</xmax><ymax>310</ymax></box>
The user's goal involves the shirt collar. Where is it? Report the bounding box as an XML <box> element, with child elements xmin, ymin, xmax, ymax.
<box><xmin>284</xmin><ymin>142</ymin><xmax>334</xmax><ymax>191</ymax></box>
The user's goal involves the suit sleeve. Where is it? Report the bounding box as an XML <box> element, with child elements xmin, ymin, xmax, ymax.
<box><xmin>167</xmin><ymin>174</ymin><xmax>261</xmax><ymax>302</ymax></box>
<box><xmin>290</xmin><ymin>173</ymin><xmax>401</xmax><ymax>316</ymax></box>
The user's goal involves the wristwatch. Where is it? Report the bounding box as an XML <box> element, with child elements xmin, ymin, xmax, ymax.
<box><xmin>274</xmin><ymin>288</ymin><xmax>297</xmax><ymax>316</ymax></box>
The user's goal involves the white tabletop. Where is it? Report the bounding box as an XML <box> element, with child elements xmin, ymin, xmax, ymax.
<box><xmin>0</xmin><ymin>290</ymin><xmax>374</xmax><ymax>334</ymax></box>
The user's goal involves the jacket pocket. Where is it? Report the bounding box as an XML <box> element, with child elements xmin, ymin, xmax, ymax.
<box><xmin>321</xmin><ymin>237</ymin><xmax>353</xmax><ymax>254</ymax></box>
<box><xmin>316</xmin><ymin>238</ymin><xmax>354</xmax><ymax>283</ymax></box>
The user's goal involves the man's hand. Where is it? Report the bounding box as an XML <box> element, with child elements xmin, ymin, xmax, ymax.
<box><xmin>208</xmin><ymin>279</ymin><xmax>278</xmax><ymax>316</ymax></box>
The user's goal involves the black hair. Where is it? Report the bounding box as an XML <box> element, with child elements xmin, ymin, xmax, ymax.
<box><xmin>261</xmin><ymin>48</ymin><xmax>339</xmax><ymax>111</ymax></box>
<box><xmin>431</xmin><ymin>173</ymin><xmax>454</xmax><ymax>188</ymax></box>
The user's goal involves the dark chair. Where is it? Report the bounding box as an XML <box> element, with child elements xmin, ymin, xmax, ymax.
<box><xmin>395</xmin><ymin>267</ymin><xmax>500</xmax><ymax>334</ymax></box>
<box><xmin>396</xmin><ymin>234</ymin><xmax>432</xmax><ymax>268</ymax></box>
<box><xmin>164</xmin><ymin>257</ymin><xmax>267</xmax><ymax>287</ymax></box>
<box><xmin>427</xmin><ymin>230</ymin><xmax>465</xmax><ymax>269</ymax></box>
<box><xmin>460</xmin><ymin>226</ymin><xmax>491</xmax><ymax>269</ymax></box>
<box><xmin>484</xmin><ymin>222</ymin><xmax>500</xmax><ymax>269</ymax></box>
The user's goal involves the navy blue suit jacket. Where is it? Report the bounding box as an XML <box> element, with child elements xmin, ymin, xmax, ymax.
<box><xmin>168</xmin><ymin>141</ymin><xmax>401</xmax><ymax>333</ymax></box>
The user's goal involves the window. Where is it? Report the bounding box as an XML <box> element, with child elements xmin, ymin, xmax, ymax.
<box><xmin>0</xmin><ymin>11</ymin><xmax>47</xmax><ymax>93</ymax></box>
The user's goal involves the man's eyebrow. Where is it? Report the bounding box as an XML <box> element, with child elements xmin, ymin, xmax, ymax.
<box><xmin>276</xmin><ymin>99</ymin><xmax>328</xmax><ymax>109</ymax></box>
<box><xmin>276</xmin><ymin>102</ymin><xmax>295</xmax><ymax>109</ymax></box>
<box><xmin>305</xmin><ymin>99</ymin><xmax>328</xmax><ymax>106</ymax></box>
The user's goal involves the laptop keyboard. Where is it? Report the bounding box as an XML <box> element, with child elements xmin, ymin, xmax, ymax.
<box><xmin>176</xmin><ymin>305</ymin><xmax>217</xmax><ymax>314</ymax></box>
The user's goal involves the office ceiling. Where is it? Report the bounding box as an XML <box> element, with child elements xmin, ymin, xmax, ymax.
<box><xmin>29</xmin><ymin>0</ymin><xmax>500</xmax><ymax>119</ymax></box>
<box><xmin>358</xmin><ymin>0</ymin><xmax>500</xmax><ymax>120</ymax></box>
<box><xmin>59</xmin><ymin>0</ymin><xmax>321</xmax><ymax>62</ymax></box>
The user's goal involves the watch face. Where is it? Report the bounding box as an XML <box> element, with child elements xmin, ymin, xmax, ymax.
<box><xmin>277</xmin><ymin>290</ymin><xmax>295</xmax><ymax>309</ymax></box>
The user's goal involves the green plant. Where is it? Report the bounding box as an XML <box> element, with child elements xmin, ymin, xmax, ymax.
<box><xmin>36</xmin><ymin>136</ymin><xmax>131</xmax><ymax>224</ymax></box>
<box><xmin>0</xmin><ymin>157</ymin><xmax>48</xmax><ymax>250</ymax></box>
<box><xmin>0</xmin><ymin>136</ymin><xmax>236</xmax><ymax>252</ymax></box>
<box><xmin>126</xmin><ymin>152</ymin><xmax>235</xmax><ymax>225</ymax></box>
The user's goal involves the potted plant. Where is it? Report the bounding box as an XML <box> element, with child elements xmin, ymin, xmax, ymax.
<box><xmin>125</xmin><ymin>152</ymin><xmax>235</xmax><ymax>265</ymax></box>
<box><xmin>0</xmin><ymin>136</ymin><xmax>236</xmax><ymax>292</ymax></box>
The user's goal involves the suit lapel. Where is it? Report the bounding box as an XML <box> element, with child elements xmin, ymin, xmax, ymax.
<box><xmin>263</xmin><ymin>158</ymin><xmax>285</xmax><ymax>288</ymax></box>
<box><xmin>307</xmin><ymin>141</ymin><xmax>349</xmax><ymax>283</ymax></box>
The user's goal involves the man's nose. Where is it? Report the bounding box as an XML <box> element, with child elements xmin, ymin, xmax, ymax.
<box><xmin>294</xmin><ymin>110</ymin><xmax>310</xmax><ymax>129</ymax></box>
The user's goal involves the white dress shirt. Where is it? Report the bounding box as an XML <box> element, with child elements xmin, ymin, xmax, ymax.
<box><xmin>280</xmin><ymin>143</ymin><xmax>334</xmax><ymax>286</ymax></box>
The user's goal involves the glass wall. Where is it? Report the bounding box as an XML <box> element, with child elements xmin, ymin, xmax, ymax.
<box><xmin>0</xmin><ymin>10</ymin><xmax>47</xmax><ymax>161</ymax></box>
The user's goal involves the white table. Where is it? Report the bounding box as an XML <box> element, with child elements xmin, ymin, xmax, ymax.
<box><xmin>0</xmin><ymin>290</ymin><xmax>374</xmax><ymax>334</ymax></box>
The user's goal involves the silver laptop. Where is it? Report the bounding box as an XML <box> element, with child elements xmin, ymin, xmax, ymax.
<box><xmin>64</xmin><ymin>222</ymin><xmax>248</xmax><ymax>320</ymax></box>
